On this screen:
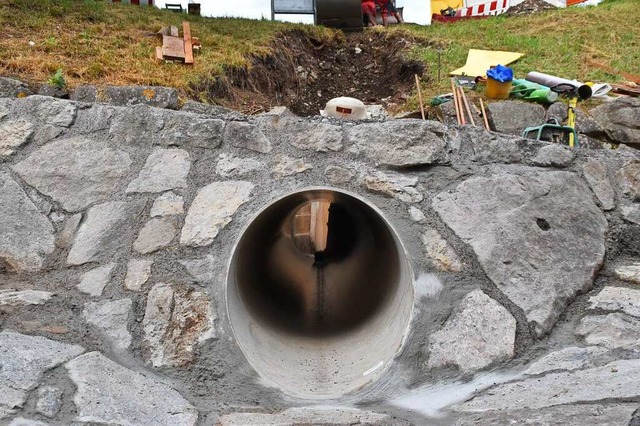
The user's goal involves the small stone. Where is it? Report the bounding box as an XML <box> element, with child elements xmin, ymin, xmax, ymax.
<box><xmin>524</xmin><ymin>346</ymin><xmax>610</xmax><ymax>376</ymax></box>
<box><xmin>0</xmin><ymin>172</ymin><xmax>55</xmax><ymax>273</ymax></box>
<box><xmin>0</xmin><ymin>331</ymin><xmax>84</xmax><ymax>420</ymax></box>
<box><xmin>613</xmin><ymin>262</ymin><xmax>640</xmax><ymax>285</ymax></box>
<box><xmin>324</xmin><ymin>165</ymin><xmax>354</xmax><ymax>185</ymax></box>
<box><xmin>67</xmin><ymin>200</ymin><xmax>145</xmax><ymax>265</ymax></box>
<box><xmin>621</xmin><ymin>204</ymin><xmax>640</xmax><ymax>225</ymax></box>
<box><xmin>421</xmin><ymin>228</ymin><xmax>463</xmax><ymax>272</ymax></box>
<box><xmin>362</xmin><ymin>170</ymin><xmax>423</xmax><ymax>203</ymax></box>
<box><xmin>619</xmin><ymin>161</ymin><xmax>640</xmax><ymax>201</ymax></box>
<box><xmin>180</xmin><ymin>181</ymin><xmax>253</xmax><ymax>247</ymax></box>
<box><xmin>124</xmin><ymin>259</ymin><xmax>153</xmax><ymax>291</ymax></box>
<box><xmin>83</xmin><ymin>299</ymin><xmax>132</xmax><ymax>351</ymax></box>
<box><xmin>66</xmin><ymin>352</ymin><xmax>197</xmax><ymax>425</ymax></box>
<box><xmin>179</xmin><ymin>255</ymin><xmax>215</xmax><ymax>283</ymax></box>
<box><xmin>0</xmin><ymin>290</ymin><xmax>54</xmax><ymax>308</ymax></box>
<box><xmin>582</xmin><ymin>159</ymin><xmax>615</xmax><ymax>210</ymax></box>
<box><xmin>55</xmin><ymin>213</ymin><xmax>82</xmax><ymax>249</ymax></box>
<box><xmin>576</xmin><ymin>313</ymin><xmax>640</xmax><ymax>350</ymax></box>
<box><xmin>35</xmin><ymin>386</ymin><xmax>63</xmax><ymax>418</ymax></box>
<box><xmin>77</xmin><ymin>263</ymin><xmax>115</xmax><ymax>297</ymax></box>
<box><xmin>0</xmin><ymin>77</ymin><xmax>32</xmax><ymax>98</ymax></box>
<box><xmin>143</xmin><ymin>283</ymin><xmax>216</xmax><ymax>367</ymax></box>
<box><xmin>427</xmin><ymin>290</ymin><xmax>516</xmax><ymax>373</ymax></box>
<box><xmin>12</xmin><ymin>137</ymin><xmax>132</xmax><ymax>212</ymax></box>
<box><xmin>150</xmin><ymin>192</ymin><xmax>184</xmax><ymax>217</ymax></box>
<box><xmin>126</xmin><ymin>148</ymin><xmax>191</xmax><ymax>194</ymax></box>
<box><xmin>588</xmin><ymin>286</ymin><xmax>640</xmax><ymax>318</ymax></box>
<box><xmin>408</xmin><ymin>206</ymin><xmax>427</xmax><ymax>223</ymax></box>
<box><xmin>133</xmin><ymin>217</ymin><xmax>178</xmax><ymax>254</ymax></box>
<box><xmin>70</xmin><ymin>85</ymin><xmax>97</xmax><ymax>103</ymax></box>
<box><xmin>271</xmin><ymin>155</ymin><xmax>312</xmax><ymax>177</ymax></box>
<box><xmin>224</xmin><ymin>121</ymin><xmax>272</xmax><ymax>153</ymax></box>
<box><xmin>0</xmin><ymin>120</ymin><xmax>34</xmax><ymax>156</ymax></box>
<box><xmin>37</xmin><ymin>84</ymin><xmax>69</xmax><ymax>99</ymax></box>
<box><xmin>530</xmin><ymin>144</ymin><xmax>574</xmax><ymax>167</ymax></box>
<box><xmin>215</xmin><ymin>153</ymin><xmax>265</xmax><ymax>178</ymax></box>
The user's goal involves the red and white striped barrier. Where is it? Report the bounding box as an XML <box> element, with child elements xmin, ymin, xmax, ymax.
<box><xmin>456</xmin><ymin>0</ymin><xmax>509</xmax><ymax>17</ymax></box>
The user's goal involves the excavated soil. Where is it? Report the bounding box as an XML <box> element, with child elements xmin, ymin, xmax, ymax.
<box><xmin>191</xmin><ymin>30</ymin><xmax>429</xmax><ymax>116</ymax></box>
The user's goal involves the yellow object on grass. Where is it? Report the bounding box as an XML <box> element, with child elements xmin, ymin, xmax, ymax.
<box><xmin>450</xmin><ymin>49</ymin><xmax>524</xmax><ymax>78</ymax></box>
<box><xmin>431</xmin><ymin>0</ymin><xmax>464</xmax><ymax>14</ymax></box>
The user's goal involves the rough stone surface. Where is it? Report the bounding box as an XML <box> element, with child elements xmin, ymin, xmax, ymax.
<box><xmin>180</xmin><ymin>100</ymin><xmax>245</xmax><ymax>121</ymax></box>
<box><xmin>158</xmin><ymin>112</ymin><xmax>225</xmax><ymax>148</ymax></box>
<box><xmin>133</xmin><ymin>217</ymin><xmax>178</xmax><ymax>254</ymax></box>
<box><xmin>262</xmin><ymin>118</ymin><xmax>343</xmax><ymax>152</ymax></box>
<box><xmin>271</xmin><ymin>154</ymin><xmax>312</xmax><ymax>177</ymax></box>
<box><xmin>487</xmin><ymin>101</ymin><xmax>546</xmax><ymax>136</ymax></box>
<box><xmin>591</xmin><ymin>97</ymin><xmax>640</xmax><ymax>146</ymax></box>
<box><xmin>12</xmin><ymin>137</ymin><xmax>132</xmax><ymax>212</ymax></box>
<box><xmin>150</xmin><ymin>191</ymin><xmax>184</xmax><ymax>217</ymax></box>
<box><xmin>576</xmin><ymin>313</ymin><xmax>640</xmax><ymax>350</ymax></box>
<box><xmin>619</xmin><ymin>161</ymin><xmax>640</xmax><ymax>201</ymax></box>
<box><xmin>362</xmin><ymin>171</ymin><xmax>423</xmax><ymax>203</ymax></box>
<box><xmin>530</xmin><ymin>144</ymin><xmax>574</xmax><ymax>167</ymax></box>
<box><xmin>70</xmin><ymin>85</ymin><xmax>97</xmax><ymax>103</ymax></box>
<box><xmin>55</xmin><ymin>213</ymin><xmax>82</xmax><ymax>248</ymax></box>
<box><xmin>0</xmin><ymin>290</ymin><xmax>54</xmax><ymax>308</ymax></box>
<box><xmin>143</xmin><ymin>283</ymin><xmax>216</xmax><ymax>367</ymax></box>
<box><xmin>83</xmin><ymin>299</ymin><xmax>132</xmax><ymax>351</ymax></box>
<box><xmin>37</xmin><ymin>84</ymin><xmax>68</xmax><ymax>99</ymax></box>
<box><xmin>66</xmin><ymin>351</ymin><xmax>198</xmax><ymax>425</ymax></box>
<box><xmin>104</xmin><ymin>85</ymin><xmax>179</xmax><ymax>109</ymax></box>
<box><xmin>0</xmin><ymin>172</ymin><xmax>55</xmax><ymax>273</ymax></box>
<box><xmin>0</xmin><ymin>331</ymin><xmax>84</xmax><ymax>419</ymax></box>
<box><xmin>621</xmin><ymin>204</ymin><xmax>640</xmax><ymax>225</ymax></box>
<box><xmin>7</xmin><ymin>418</ymin><xmax>49</xmax><ymax>426</ymax></box>
<box><xmin>126</xmin><ymin>148</ymin><xmax>191</xmax><ymax>194</ymax></box>
<box><xmin>421</xmin><ymin>228</ymin><xmax>463</xmax><ymax>272</ymax></box>
<box><xmin>179</xmin><ymin>255</ymin><xmax>215</xmax><ymax>283</ymax></box>
<box><xmin>30</xmin><ymin>96</ymin><xmax>77</xmax><ymax>127</ymax></box>
<box><xmin>215</xmin><ymin>153</ymin><xmax>265</xmax><ymax>178</ymax></box>
<box><xmin>77</xmin><ymin>263</ymin><xmax>116</xmax><ymax>296</ymax></box>
<box><xmin>0</xmin><ymin>120</ymin><xmax>34</xmax><ymax>156</ymax></box>
<box><xmin>346</xmin><ymin>120</ymin><xmax>449</xmax><ymax>167</ymax></box>
<box><xmin>433</xmin><ymin>170</ymin><xmax>607</xmax><ymax>336</ymax></box>
<box><xmin>181</xmin><ymin>181</ymin><xmax>253</xmax><ymax>247</ymax></box>
<box><xmin>224</xmin><ymin>121</ymin><xmax>272</xmax><ymax>153</ymax></box>
<box><xmin>218</xmin><ymin>407</ymin><xmax>389</xmax><ymax>426</ymax></box>
<box><xmin>456</xmin><ymin>359</ymin><xmax>640</xmax><ymax>411</ymax></box>
<box><xmin>324</xmin><ymin>165</ymin><xmax>354</xmax><ymax>185</ymax></box>
<box><xmin>457</xmin><ymin>128</ymin><xmax>525</xmax><ymax>164</ymax></box>
<box><xmin>35</xmin><ymin>386</ymin><xmax>63</xmax><ymax>418</ymax></box>
<box><xmin>408</xmin><ymin>206</ymin><xmax>427</xmax><ymax>223</ymax></box>
<box><xmin>427</xmin><ymin>290</ymin><xmax>516</xmax><ymax>373</ymax></box>
<box><xmin>524</xmin><ymin>346</ymin><xmax>610</xmax><ymax>376</ymax></box>
<box><xmin>588</xmin><ymin>286</ymin><xmax>640</xmax><ymax>318</ymax></box>
<box><xmin>124</xmin><ymin>259</ymin><xmax>153</xmax><ymax>291</ymax></box>
<box><xmin>614</xmin><ymin>262</ymin><xmax>640</xmax><ymax>285</ymax></box>
<box><xmin>583</xmin><ymin>159</ymin><xmax>616</xmax><ymax>210</ymax></box>
<box><xmin>455</xmin><ymin>403</ymin><xmax>636</xmax><ymax>426</ymax></box>
<box><xmin>0</xmin><ymin>77</ymin><xmax>32</xmax><ymax>98</ymax></box>
<box><xmin>67</xmin><ymin>200</ymin><xmax>145</xmax><ymax>265</ymax></box>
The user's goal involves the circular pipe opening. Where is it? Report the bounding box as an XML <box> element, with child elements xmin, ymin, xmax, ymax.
<box><xmin>227</xmin><ymin>188</ymin><xmax>413</xmax><ymax>398</ymax></box>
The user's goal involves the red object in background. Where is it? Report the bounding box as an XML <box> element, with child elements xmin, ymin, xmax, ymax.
<box><xmin>131</xmin><ymin>0</ymin><xmax>140</xmax><ymax>4</ymax></box>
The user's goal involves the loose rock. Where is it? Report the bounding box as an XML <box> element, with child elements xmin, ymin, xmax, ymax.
<box><xmin>433</xmin><ymin>170</ymin><xmax>607</xmax><ymax>336</ymax></box>
<box><xmin>487</xmin><ymin>101</ymin><xmax>545</xmax><ymax>136</ymax></box>
<box><xmin>0</xmin><ymin>172</ymin><xmax>55</xmax><ymax>273</ymax></box>
<box><xmin>150</xmin><ymin>191</ymin><xmax>184</xmax><ymax>217</ymax></box>
<box><xmin>12</xmin><ymin>137</ymin><xmax>132</xmax><ymax>212</ymax></box>
<box><xmin>421</xmin><ymin>228</ymin><xmax>463</xmax><ymax>272</ymax></box>
<box><xmin>180</xmin><ymin>181</ymin><xmax>253</xmax><ymax>247</ymax></box>
<box><xmin>427</xmin><ymin>289</ymin><xmax>516</xmax><ymax>373</ymax></box>
<box><xmin>224</xmin><ymin>121</ymin><xmax>272</xmax><ymax>153</ymax></box>
<box><xmin>35</xmin><ymin>386</ymin><xmax>63</xmax><ymax>418</ymax></box>
<box><xmin>362</xmin><ymin>170</ymin><xmax>423</xmax><ymax>203</ymax></box>
<box><xmin>67</xmin><ymin>200</ymin><xmax>145</xmax><ymax>265</ymax></box>
<box><xmin>583</xmin><ymin>159</ymin><xmax>615</xmax><ymax>210</ymax></box>
<box><xmin>0</xmin><ymin>331</ymin><xmax>83</xmax><ymax>420</ymax></box>
<box><xmin>126</xmin><ymin>148</ymin><xmax>191</xmax><ymax>194</ymax></box>
<box><xmin>133</xmin><ymin>217</ymin><xmax>178</xmax><ymax>254</ymax></box>
<box><xmin>83</xmin><ymin>299</ymin><xmax>133</xmax><ymax>351</ymax></box>
<box><xmin>0</xmin><ymin>120</ymin><xmax>34</xmax><ymax>157</ymax></box>
<box><xmin>124</xmin><ymin>259</ymin><xmax>153</xmax><ymax>291</ymax></box>
<box><xmin>143</xmin><ymin>283</ymin><xmax>216</xmax><ymax>367</ymax></box>
<box><xmin>77</xmin><ymin>263</ymin><xmax>115</xmax><ymax>297</ymax></box>
<box><xmin>591</xmin><ymin>97</ymin><xmax>640</xmax><ymax>146</ymax></box>
<box><xmin>66</xmin><ymin>352</ymin><xmax>197</xmax><ymax>425</ymax></box>
<box><xmin>409</xmin><ymin>206</ymin><xmax>427</xmax><ymax>223</ymax></box>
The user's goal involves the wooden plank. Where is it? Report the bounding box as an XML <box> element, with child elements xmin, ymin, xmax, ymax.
<box><xmin>155</xmin><ymin>46</ymin><xmax>163</xmax><ymax>61</ymax></box>
<box><xmin>162</xmin><ymin>35</ymin><xmax>185</xmax><ymax>59</ymax></box>
<box><xmin>182</xmin><ymin>21</ymin><xmax>191</xmax><ymax>41</ymax></box>
<box><xmin>183</xmin><ymin>21</ymin><xmax>193</xmax><ymax>64</ymax></box>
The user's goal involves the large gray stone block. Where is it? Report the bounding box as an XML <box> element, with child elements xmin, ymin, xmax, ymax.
<box><xmin>591</xmin><ymin>97</ymin><xmax>640</xmax><ymax>146</ymax></box>
<box><xmin>487</xmin><ymin>100</ymin><xmax>545</xmax><ymax>136</ymax></box>
<box><xmin>104</xmin><ymin>85</ymin><xmax>179</xmax><ymax>109</ymax></box>
<box><xmin>126</xmin><ymin>148</ymin><xmax>191</xmax><ymax>194</ymax></box>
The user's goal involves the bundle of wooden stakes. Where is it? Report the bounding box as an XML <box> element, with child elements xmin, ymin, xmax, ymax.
<box><xmin>450</xmin><ymin>78</ymin><xmax>490</xmax><ymax>130</ymax></box>
<box><xmin>156</xmin><ymin>21</ymin><xmax>199</xmax><ymax>65</ymax></box>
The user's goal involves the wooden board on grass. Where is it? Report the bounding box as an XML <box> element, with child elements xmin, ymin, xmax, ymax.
<box><xmin>162</xmin><ymin>35</ymin><xmax>185</xmax><ymax>60</ymax></box>
<box><xmin>183</xmin><ymin>21</ymin><xmax>194</xmax><ymax>64</ymax></box>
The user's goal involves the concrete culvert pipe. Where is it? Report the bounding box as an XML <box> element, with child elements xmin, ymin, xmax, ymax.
<box><xmin>227</xmin><ymin>188</ymin><xmax>414</xmax><ymax>398</ymax></box>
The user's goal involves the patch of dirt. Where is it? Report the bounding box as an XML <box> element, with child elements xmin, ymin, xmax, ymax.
<box><xmin>191</xmin><ymin>29</ymin><xmax>429</xmax><ymax>116</ymax></box>
<box><xmin>505</xmin><ymin>0</ymin><xmax>557</xmax><ymax>16</ymax></box>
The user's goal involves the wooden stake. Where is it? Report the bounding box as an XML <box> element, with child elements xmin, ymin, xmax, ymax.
<box><xmin>415</xmin><ymin>74</ymin><xmax>426</xmax><ymax>120</ymax></box>
<box><xmin>183</xmin><ymin>21</ymin><xmax>194</xmax><ymax>65</ymax></box>
<box><xmin>460</xmin><ymin>87</ymin><xmax>475</xmax><ymax>126</ymax></box>
<box><xmin>479</xmin><ymin>98</ymin><xmax>490</xmax><ymax>130</ymax></box>
<box><xmin>457</xmin><ymin>87</ymin><xmax>466</xmax><ymax>125</ymax></box>
<box><xmin>450</xmin><ymin>78</ymin><xmax>461</xmax><ymax>125</ymax></box>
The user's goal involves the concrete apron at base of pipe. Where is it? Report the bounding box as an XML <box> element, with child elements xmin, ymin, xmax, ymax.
<box><xmin>226</xmin><ymin>188</ymin><xmax>414</xmax><ymax>399</ymax></box>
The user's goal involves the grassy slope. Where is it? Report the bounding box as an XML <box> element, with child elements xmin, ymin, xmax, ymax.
<box><xmin>0</xmin><ymin>0</ymin><xmax>638</xmax><ymax>106</ymax></box>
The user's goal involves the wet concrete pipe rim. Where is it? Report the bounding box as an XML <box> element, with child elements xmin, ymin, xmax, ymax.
<box><xmin>225</xmin><ymin>187</ymin><xmax>415</xmax><ymax>399</ymax></box>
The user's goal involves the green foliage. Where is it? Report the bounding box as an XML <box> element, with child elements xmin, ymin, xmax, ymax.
<box><xmin>47</xmin><ymin>68</ymin><xmax>66</xmax><ymax>89</ymax></box>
